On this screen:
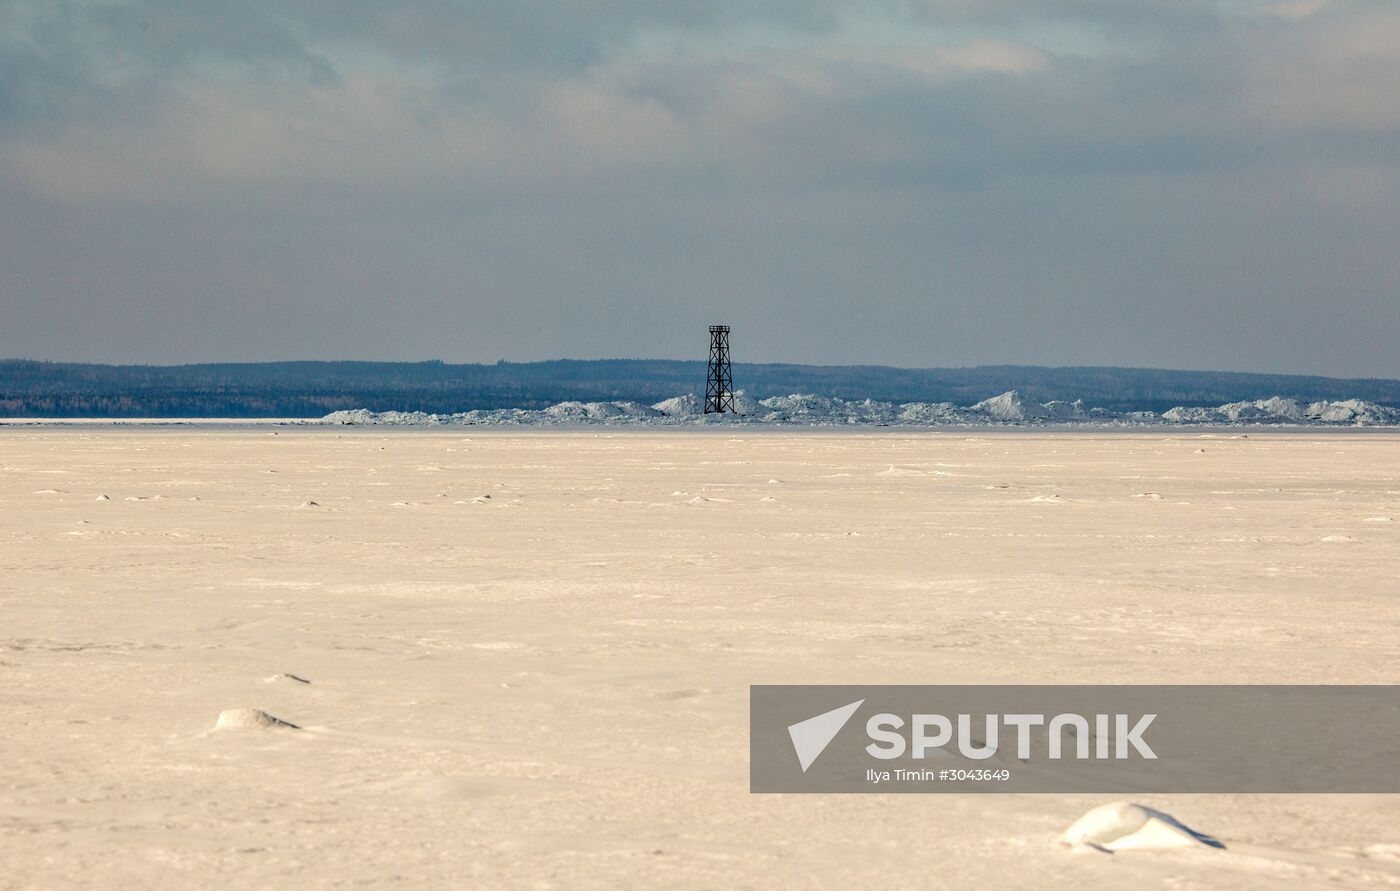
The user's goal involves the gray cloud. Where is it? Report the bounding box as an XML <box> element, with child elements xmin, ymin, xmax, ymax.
<box><xmin>1</xmin><ymin>0</ymin><xmax>1397</xmax><ymax>375</ymax></box>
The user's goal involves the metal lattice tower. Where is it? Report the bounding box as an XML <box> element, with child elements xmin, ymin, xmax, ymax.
<box><xmin>705</xmin><ymin>325</ymin><xmax>735</xmax><ymax>414</ymax></box>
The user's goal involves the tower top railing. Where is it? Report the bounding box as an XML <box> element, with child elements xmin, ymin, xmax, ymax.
<box><xmin>709</xmin><ymin>325</ymin><xmax>730</xmax><ymax>333</ymax></box>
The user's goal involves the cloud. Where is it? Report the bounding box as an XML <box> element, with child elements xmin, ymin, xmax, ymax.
<box><xmin>0</xmin><ymin>23</ymin><xmax>1060</xmax><ymax>202</ymax></box>
<box><xmin>0</xmin><ymin>1</ymin><xmax>1397</xmax><ymax>374</ymax></box>
<box><xmin>7</xmin><ymin>1</ymin><xmax>1397</xmax><ymax>202</ymax></box>
<box><xmin>1266</xmin><ymin>0</ymin><xmax>1335</xmax><ymax>21</ymax></box>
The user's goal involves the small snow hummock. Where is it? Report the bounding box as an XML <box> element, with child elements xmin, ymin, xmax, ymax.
<box><xmin>1061</xmin><ymin>801</ymin><xmax>1224</xmax><ymax>853</ymax></box>
<box><xmin>214</xmin><ymin>708</ymin><xmax>300</xmax><ymax>730</ymax></box>
<box><xmin>264</xmin><ymin>673</ymin><xmax>311</xmax><ymax>684</ymax></box>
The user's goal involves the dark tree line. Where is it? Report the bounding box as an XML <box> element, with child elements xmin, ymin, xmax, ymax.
<box><xmin>2</xmin><ymin>359</ymin><xmax>1398</xmax><ymax>418</ymax></box>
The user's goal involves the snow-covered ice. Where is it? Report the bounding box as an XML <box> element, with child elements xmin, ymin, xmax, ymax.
<box><xmin>4</xmin><ymin>427</ymin><xmax>1399</xmax><ymax>887</ymax></box>
<box><xmin>321</xmin><ymin>390</ymin><xmax>1400</xmax><ymax>427</ymax></box>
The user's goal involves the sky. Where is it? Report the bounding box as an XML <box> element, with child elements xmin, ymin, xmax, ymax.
<box><xmin>1</xmin><ymin>0</ymin><xmax>1398</xmax><ymax>376</ymax></box>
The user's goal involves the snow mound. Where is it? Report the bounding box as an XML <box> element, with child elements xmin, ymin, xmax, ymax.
<box><xmin>760</xmin><ymin>393</ymin><xmax>845</xmax><ymax>419</ymax></box>
<box><xmin>263</xmin><ymin>673</ymin><xmax>311</xmax><ymax>684</ymax></box>
<box><xmin>896</xmin><ymin>401</ymin><xmax>963</xmax><ymax>423</ymax></box>
<box><xmin>760</xmin><ymin>394</ymin><xmax>896</xmax><ymax>424</ymax></box>
<box><xmin>731</xmin><ymin>390</ymin><xmax>763</xmax><ymax>415</ymax></box>
<box><xmin>1043</xmin><ymin>399</ymin><xmax>1092</xmax><ymax>420</ymax></box>
<box><xmin>324</xmin><ymin>408</ymin><xmax>445</xmax><ymax>425</ymax></box>
<box><xmin>652</xmin><ymin>394</ymin><xmax>701</xmax><ymax>416</ymax></box>
<box><xmin>1163</xmin><ymin>397</ymin><xmax>1400</xmax><ymax>425</ymax></box>
<box><xmin>971</xmin><ymin>391</ymin><xmax>1048</xmax><ymax>421</ymax></box>
<box><xmin>214</xmin><ymin>708</ymin><xmax>300</xmax><ymax>730</ymax></box>
<box><xmin>542</xmin><ymin>401</ymin><xmax>661</xmax><ymax>422</ymax></box>
<box><xmin>1307</xmin><ymin>399</ymin><xmax>1400</xmax><ymax>424</ymax></box>
<box><xmin>1061</xmin><ymin>802</ymin><xmax>1224</xmax><ymax>853</ymax></box>
<box><xmin>1160</xmin><ymin>406</ymin><xmax>1216</xmax><ymax>423</ymax></box>
<box><xmin>1253</xmin><ymin>396</ymin><xmax>1307</xmax><ymax>420</ymax></box>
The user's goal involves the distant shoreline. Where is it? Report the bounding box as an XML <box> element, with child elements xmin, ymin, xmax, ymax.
<box><xmin>4</xmin><ymin>359</ymin><xmax>1400</xmax><ymax>419</ymax></box>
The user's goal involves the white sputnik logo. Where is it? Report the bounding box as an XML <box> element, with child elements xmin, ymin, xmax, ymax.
<box><xmin>787</xmin><ymin>699</ymin><xmax>864</xmax><ymax>772</ymax></box>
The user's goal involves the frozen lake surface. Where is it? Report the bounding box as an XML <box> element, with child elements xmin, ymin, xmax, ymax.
<box><xmin>3</xmin><ymin>429</ymin><xmax>1399</xmax><ymax>887</ymax></box>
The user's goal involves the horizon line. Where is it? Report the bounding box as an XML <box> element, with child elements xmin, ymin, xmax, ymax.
<box><xmin>3</xmin><ymin>357</ymin><xmax>1398</xmax><ymax>384</ymax></box>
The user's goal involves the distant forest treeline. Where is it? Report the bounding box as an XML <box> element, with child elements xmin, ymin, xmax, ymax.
<box><xmin>3</xmin><ymin>359</ymin><xmax>1399</xmax><ymax>418</ymax></box>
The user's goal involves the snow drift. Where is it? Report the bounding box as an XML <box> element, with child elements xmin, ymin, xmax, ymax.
<box><xmin>1061</xmin><ymin>802</ymin><xmax>1224</xmax><ymax>853</ymax></box>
